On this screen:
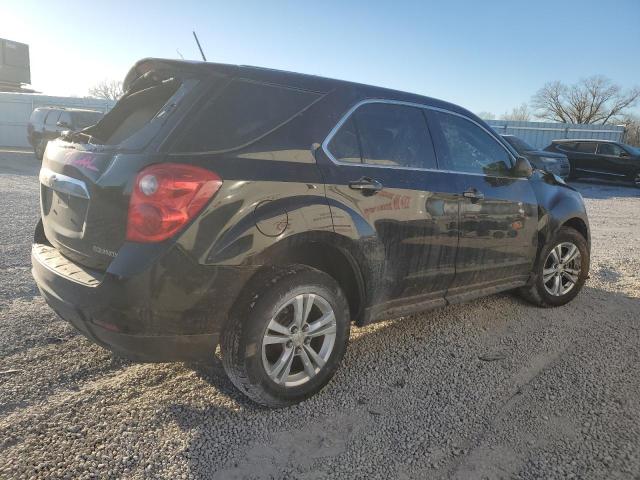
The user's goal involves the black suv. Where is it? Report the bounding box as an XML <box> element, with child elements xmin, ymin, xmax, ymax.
<box><xmin>546</xmin><ymin>139</ymin><xmax>640</xmax><ymax>187</ymax></box>
<box><xmin>27</xmin><ymin>107</ymin><xmax>104</xmax><ymax>160</ymax></box>
<box><xmin>32</xmin><ymin>59</ymin><xmax>591</xmax><ymax>407</ymax></box>
<box><xmin>501</xmin><ymin>134</ymin><xmax>570</xmax><ymax>179</ymax></box>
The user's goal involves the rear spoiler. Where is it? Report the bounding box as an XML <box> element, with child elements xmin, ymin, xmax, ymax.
<box><xmin>122</xmin><ymin>58</ymin><xmax>239</xmax><ymax>93</ymax></box>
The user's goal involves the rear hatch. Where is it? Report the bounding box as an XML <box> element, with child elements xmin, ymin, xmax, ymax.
<box><xmin>39</xmin><ymin>59</ymin><xmax>229</xmax><ymax>270</ymax></box>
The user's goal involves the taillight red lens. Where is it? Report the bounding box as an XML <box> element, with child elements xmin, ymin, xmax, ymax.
<box><xmin>126</xmin><ymin>163</ymin><xmax>222</xmax><ymax>243</ymax></box>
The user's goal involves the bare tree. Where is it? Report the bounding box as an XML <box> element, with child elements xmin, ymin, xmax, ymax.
<box><xmin>532</xmin><ymin>76</ymin><xmax>640</xmax><ymax>124</ymax></box>
<box><xmin>476</xmin><ymin>111</ymin><xmax>495</xmax><ymax>120</ymax></box>
<box><xmin>501</xmin><ymin>103</ymin><xmax>531</xmax><ymax>121</ymax></box>
<box><xmin>88</xmin><ymin>79</ymin><xmax>123</xmax><ymax>101</ymax></box>
<box><xmin>620</xmin><ymin>114</ymin><xmax>640</xmax><ymax>147</ymax></box>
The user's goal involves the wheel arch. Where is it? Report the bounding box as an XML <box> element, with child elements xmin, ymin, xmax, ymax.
<box><xmin>244</xmin><ymin>231</ymin><xmax>370</xmax><ymax>324</ymax></box>
<box><xmin>561</xmin><ymin>217</ymin><xmax>589</xmax><ymax>242</ymax></box>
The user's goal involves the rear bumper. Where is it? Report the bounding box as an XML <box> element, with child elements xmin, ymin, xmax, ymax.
<box><xmin>32</xmin><ymin>242</ymin><xmax>256</xmax><ymax>362</ymax></box>
<box><xmin>36</xmin><ymin>281</ymin><xmax>217</xmax><ymax>362</ymax></box>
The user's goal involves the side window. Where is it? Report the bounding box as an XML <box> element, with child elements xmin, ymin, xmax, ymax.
<box><xmin>432</xmin><ymin>110</ymin><xmax>512</xmax><ymax>175</ymax></box>
<box><xmin>597</xmin><ymin>143</ymin><xmax>623</xmax><ymax>156</ymax></box>
<box><xmin>176</xmin><ymin>80</ymin><xmax>321</xmax><ymax>152</ymax></box>
<box><xmin>58</xmin><ymin>111</ymin><xmax>72</xmax><ymax>127</ymax></box>
<box><xmin>557</xmin><ymin>142</ymin><xmax>576</xmax><ymax>152</ymax></box>
<box><xmin>45</xmin><ymin>111</ymin><xmax>60</xmax><ymax>126</ymax></box>
<box><xmin>327</xmin><ymin>117</ymin><xmax>361</xmax><ymax>163</ymax></box>
<box><xmin>575</xmin><ymin>142</ymin><xmax>596</xmax><ymax>154</ymax></box>
<box><xmin>353</xmin><ymin>103</ymin><xmax>437</xmax><ymax>169</ymax></box>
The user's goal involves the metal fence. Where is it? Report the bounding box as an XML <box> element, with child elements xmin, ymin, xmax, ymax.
<box><xmin>0</xmin><ymin>92</ymin><xmax>115</xmax><ymax>148</ymax></box>
<box><xmin>0</xmin><ymin>93</ymin><xmax>628</xmax><ymax>151</ymax></box>
<box><xmin>485</xmin><ymin>119</ymin><xmax>625</xmax><ymax>150</ymax></box>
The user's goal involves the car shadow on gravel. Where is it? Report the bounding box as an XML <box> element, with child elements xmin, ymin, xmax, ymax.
<box><xmin>189</xmin><ymin>357</ymin><xmax>262</xmax><ymax>410</ymax></box>
<box><xmin>168</xmin><ymin>285</ymin><xmax>640</xmax><ymax>479</ymax></box>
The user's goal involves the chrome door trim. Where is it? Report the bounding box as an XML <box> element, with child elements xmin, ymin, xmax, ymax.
<box><xmin>321</xmin><ymin>98</ymin><xmax>523</xmax><ymax>180</ymax></box>
<box><xmin>39</xmin><ymin>167</ymin><xmax>90</xmax><ymax>199</ymax></box>
<box><xmin>575</xmin><ymin>168</ymin><xmax>626</xmax><ymax>178</ymax></box>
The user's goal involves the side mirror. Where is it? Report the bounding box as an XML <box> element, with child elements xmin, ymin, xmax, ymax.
<box><xmin>512</xmin><ymin>156</ymin><xmax>533</xmax><ymax>178</ymax></box>
<box><xmin>620</xmin><ymin>151</ymin><xmax>630</xmax><ymax>158</ymax></box>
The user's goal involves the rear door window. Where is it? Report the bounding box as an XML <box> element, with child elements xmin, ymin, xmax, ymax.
<box><xmin>355</xmin><ymin>103</ymin><xmax>437</xmax><ymax>169</ymax></box>
<box><xmin>45</xmin><ymin>111</ymin><xmax>60</xmax><ymax>126</ymax></box>
<box><xmin>430</xmin><ymin>110</ymin><xmax>513</xmax><ymax>175</ymax></box>
<box><xmin>556</xmin><ymin>142</ymin><xmax>576</xmax><ymax>152</ymax></box>
<box><xmin>575</xmin><ymin>142</ymin><xmax>596</xmax><ymax>154</ymax></box>
<box><xmin>58</xmin><ymin>111</ymin><xmax>72</xmax><ymax>127</ymax></box>
<box><xmin>176</xmin><ymin>80</ymin><xmax>321</xmax><ymax>152</ymax></box>
<box><xmin>326</xmin><ymin>102</ymin><xmax>438</xmax><ymax>169</ymax></box>
<box><xmin>327</xmin><ymin>117</ymin><xmax>361</xmax><ymax>163</ymax></box>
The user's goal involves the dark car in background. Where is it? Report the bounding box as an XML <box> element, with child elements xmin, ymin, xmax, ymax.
<box><xmin>545</xmin><ymin>139</ymin><xmax>640</xmax><ymax>187</ymax></box>
<box><xmin>27</xmin><ymin>107</ymin><xmax>104</xmax><ymax>160</ymax></box>
<box><xmin>32</xmin><ymin>58</ymin><xmax>591</xmax><ymax>407</ymax></box>
<box><xmin>501</xmin><ymin>134</ymin><xmax>570</xmax><ymax>179</ymax></box>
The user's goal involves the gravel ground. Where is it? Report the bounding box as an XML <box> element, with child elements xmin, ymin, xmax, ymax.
<box><xmin>1</xmin><ymin>149</ymin><xmax>639</xmax><ymax>479</ymax></box>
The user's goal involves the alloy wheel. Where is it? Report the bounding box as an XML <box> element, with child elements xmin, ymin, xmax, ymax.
<box><xmin>261</xmin><ymin>293</ymin><xmax>337</xmax><ymax>387</ymax></box>
<box><xmin>542</xmin><ymin>242</ymin><xmax>582</xmax><ymax>297</ymax></box>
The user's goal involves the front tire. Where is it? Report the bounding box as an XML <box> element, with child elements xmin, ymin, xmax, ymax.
<box><xmin>519</xmin><ymin>226</ymin><xmax>589</xmax><ymax>307</ymax></box>
<box><xmin>221</xmin><ymin>265</ymin><xmax>350</xmax><ymax>407</ymax></box>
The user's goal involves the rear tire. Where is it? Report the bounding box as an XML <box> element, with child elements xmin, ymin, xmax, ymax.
<box><xmin>519</xmin><ymin>226</ymin><xmax>589</xmax><ymax>307</ymax></box>
<box><xmin>221</xmin><ymin>265</ymin><xmax>350</xmax><ymax>408</ymax></box>
<box><xmin>34</xmin><ymin>139</ymin><xmax>47</xmax><ymax>160</ymax></box>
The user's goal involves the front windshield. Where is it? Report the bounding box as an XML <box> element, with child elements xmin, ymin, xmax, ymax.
<box><xmin>503</xmin><ymin>135</ymin><xmax>534</xmax><ymax>153</ymax></box>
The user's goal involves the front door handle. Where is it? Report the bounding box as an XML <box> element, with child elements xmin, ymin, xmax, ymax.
<box><xmin>462</xmin><ymin>188</ymin><xmax>484</xmax><ymax>202</ymax></box>
<box><xmin>349</xmin><ymin>177</ymin><xmax>383</xmax><ymax>195</ymax></box>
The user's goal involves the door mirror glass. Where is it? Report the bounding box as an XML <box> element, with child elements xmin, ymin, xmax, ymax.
<box><xmin>511</xmin><ymin>156</ymin><xmax>533</xmax><ymax>177</ymax></box>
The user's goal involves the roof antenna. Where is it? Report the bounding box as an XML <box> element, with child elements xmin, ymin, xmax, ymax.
<box><xmin>176</xmin><ymin>49</ymin><xmax>184</xmax><ymax>60</ymax></box>
<box><xmin>192</xmin><ymin>31</ymin><xmax>207</xmax><ymax>61</ymax></box>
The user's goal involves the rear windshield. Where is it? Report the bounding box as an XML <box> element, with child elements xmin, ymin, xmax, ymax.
<box><xmin>174</xmin><ymin>79</ymin><xmax>321</xmax><ymax>153</ymax></box>
<box><xmin>91</xmin><ymin>79</ymin><xmax>181</xmax><ymax>145</ymax></box>
<box><xmin>30</xmin><ymin>109</ymin><xmax>48</xmax><ymax>124</ymax></box>
<box><xmin>68</xmin><ymin>73</ymin><xmax>198</xmax><ymax>149</ymax></box>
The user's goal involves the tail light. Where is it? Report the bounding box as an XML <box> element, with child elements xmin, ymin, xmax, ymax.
<box><xmin>126</xmin><ymin>163</ymin><xmax>222</xmax><ymax>243</ymax></box>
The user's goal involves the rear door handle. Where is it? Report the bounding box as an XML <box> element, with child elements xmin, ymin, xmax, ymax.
<box><xmin>462</xmin><ymin>188</ymin><xmax>484</xmax><ymax>202</ymax></box>
<box><xmin>349</xmin><ymin>177</ymin><xmax>383</xmax><ymax>195</ymax></box>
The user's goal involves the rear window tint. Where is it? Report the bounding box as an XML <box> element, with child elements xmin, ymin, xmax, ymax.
<box><xmin>30</xmin><ymin>109</ymin><xmax>48</xmax><ymax>123</ymax></box>
<box><xmin>175</xmin><ymin>80</ymin><xmax>321</xmax><ymax>152</ymax></box>
<box><xmin>327</xmin><ymin>117</ymin><xmax>361</xmax><ymax>163</ymax></box>
<box><xmin>575</xmin><ymin>142</ymin><xmax>596</xmax><ymax>153</ymax></box>
<box><xmin>556</xmin><ymin>142</ymin><xmax>576</xmax><ymax>151</ymax></box>
<box><xmin>45</xmin><ymin>111</ymin><xmax>60</xmax><ymax>126</ymax></box>
<box><xmin>355</xmin><ymin>103</ymin><xmax>437</xmax><ymax>169</ymax></box>
<box><xmin>58</xmin><ymin>111</ymin><xmax>72</xmax><ymax>126</ymax></box>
